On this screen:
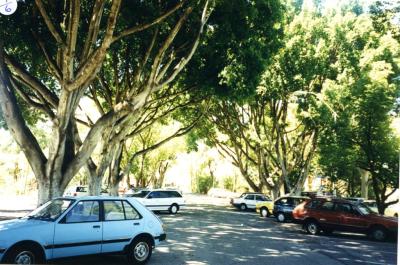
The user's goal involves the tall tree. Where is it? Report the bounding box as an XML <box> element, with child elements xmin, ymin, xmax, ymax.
<box><xmin>318</xmin><ymin>9</ymin><xmax>400</xmax><ymax>214</ymax></box>
<box><xmin>0</xmin><ymin>0</ymin><xmax>212</xmax><ymax>204</ymax></box>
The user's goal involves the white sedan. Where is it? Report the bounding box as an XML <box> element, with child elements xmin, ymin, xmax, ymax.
<box><xmin>0</xmin><ymin>196</ymin><xmax>166</xmax><ymax>264</ymax></box>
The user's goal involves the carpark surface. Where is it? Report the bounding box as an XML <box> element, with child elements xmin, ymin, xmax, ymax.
<box><xmin>44</xmin><ymin>202</ymin><xmax>396</xmax><ymax>265</ymax></box>
<box><xmin>0</xmin><ymin>195</ymin><xmax>397</xmax><ymax>265</ymax></box>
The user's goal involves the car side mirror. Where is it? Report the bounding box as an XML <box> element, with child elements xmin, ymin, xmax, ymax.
<box><xmin>147</xmin><ymin>195</ymin><xmax>153</xmax><ymax>199</ymax></box>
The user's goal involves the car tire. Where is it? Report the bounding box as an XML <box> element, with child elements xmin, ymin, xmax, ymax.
<box><xmin>370</xmin><ymin>226</ymin><xmax>387</xmax><ymax>241</ymax></box>
<box><xmin>260</xmin><ymin>207</ymin><xmax>270</xmax><ymax>218</ymax></box>
<box><xmin>4</xmin><ymin>244</ymin><xmax>44</xmax><ymax>264</ymax></box>
<box><xmin>240</xmin><ymin>204</ymin><xmax>247</xmax><ymax>211</ymax></box>
<box><xmin>276</xmin><ymin>212</ymin><xmax>285</xmax><ymax>222</ymax></box>
<box><xmin>305</xmin><ymin>220</ymin><xmax>320</xmax><ymax>235</ymax></box>
<box><xmin>127</xmin><ymin>238</ymin><xmax>153</xmax><ymax>264</ymax></box>
<box><xmin>169</xmin><ymin>204</ymin><xmax>179</xmax><ymax>214</ymax></box>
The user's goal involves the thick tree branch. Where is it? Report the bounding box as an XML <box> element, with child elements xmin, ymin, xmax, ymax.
<box><xmin>35</xmin><ymin>0</ymin><xmax>65</xmax><ymax>44</ymax></box>
<box><xmin>112</xmin><ymin>1</ymin><xmax>185</xmax><ymax>43</ymax></box>
<box><xmin>0</xmin><ymin>43</ymin><xmax>47</xmax><ymax>178</ymax></box>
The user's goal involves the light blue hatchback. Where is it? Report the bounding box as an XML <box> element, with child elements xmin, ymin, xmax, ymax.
<box><xmin>0</xmin><ymin>196</ymin><xmax>166</xmax><ymax>264</ymax></box>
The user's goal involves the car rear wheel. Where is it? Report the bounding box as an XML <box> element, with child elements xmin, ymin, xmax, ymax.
<box><xmin>370</xmin><ymin>226</ymin><xmax>387</xmax><ymax>241</ymax></box>
<box><xmin>240</xmin><ymin>204</ymin><xmax>247</xmax><ymax>211</ymax></box>
<box><xmin>276</xmin><ymin>212</ymin><xmax>285</xmax><ymax>222</ymax></box>
<box><xmin>5</xmin><ymin>245</ymin><xmax>43</xmax><ymax>264</ymax></box>
<box><xmin>305</xmin><ymin>220</ymin><xmax>320</xmax><ymax>235</ymax></box>
<box><xmin>260</xmin><ymin>207</ymin><xmax>270</xmax><ymax>218</ymax></box>
<box><xmin>127</xmin><ymin>238</ymin><xmax>153</xmax><ymax>264</ymax></box>
<box><xmin>169</xmin><ymin>204</ymin><xmax>179</xmax><ymax>214</ymax></box>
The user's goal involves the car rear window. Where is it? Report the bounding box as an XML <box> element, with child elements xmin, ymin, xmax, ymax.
<box><xmin>104</xmin><ymin>201</ymin><xmax>125</xmax><ymax>221</ymax></box>
<box><xmin>123</xmin><ymin>201</ymin><xmax>141</xmax><ymax>220</ymax></box>
<box><xmin>168</xmin><ymin>191</ymin><xmax>182</xmax><ymax>198</ymax></box>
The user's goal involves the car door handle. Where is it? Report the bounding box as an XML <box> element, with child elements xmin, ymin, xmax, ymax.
<box><xmin>133</xmin><ymin>223</ymin><xmax>140</xmax><ymax>226</ymax></box>
<box><xmin>93</xmin><ymin>225</ymin><xmax>101</xmax><ymax>229</ymax></box>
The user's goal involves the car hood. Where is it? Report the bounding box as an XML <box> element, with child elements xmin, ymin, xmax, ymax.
<box><xmin>367</xmin><ymin>213</ymin><xmax>397</xmax><ymax>223</ymax></box>
<box><xmin>0</xmin><ymin>218</ymin><xmax>52</xmax><ymax>232</ymax></box>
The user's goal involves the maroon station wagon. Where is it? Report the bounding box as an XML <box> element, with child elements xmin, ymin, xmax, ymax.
<box><xmin>292</xmin><ymin>198</ymin><xmax>398</xmax><ymax>241</ymax></box>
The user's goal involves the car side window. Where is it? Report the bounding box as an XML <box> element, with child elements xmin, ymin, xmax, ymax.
<box><xmin>65</xmin><ymin>201</ymin><xmax>99</xmax><ymax>223</ymax></box>
<box><xmin>160</xmin><ymin>191</ymin><xmax>170</xmax><ymax>198</ymax></box>
<box><xmin>276</xmin><ymin>198</ymin><xmax>287</xmax><ymax>205</ymax></box>
<box><xmin>320</xmin><ymin>201</ymin><xmax>334</xmax><ymax>211</ymax></box>
<box><xmin>148</xmin><ymin>191</ymin><xmax>161</xmax><ymax>199</ymax></box>
<box><xmin>335</xmin><ymin>203</ymin><xmax>353</xmax><ymax>213</ymax></box>
<box><xmin>245</xmin><ymin>195</ymin><xmax>255</xmax><ymax>200</ymax></box>
<box><xmin>255</xmin><ymin>195</ymin><xmax>266</xmax><ymax>201</ymax></box>
<box><xmin>306</xmin><ymin>200</ymin><xmax>320</xmax><ymax>209</ymax></box>
<box><xmin>104</xmin><ymin>201</ymin><xmax>125</xmax><ymax>221</ymax></box>
<box><xmin>123</xmin><ymin>201</ymin><xmax>141</xmax><ymax>220</ymax></box>
<box><xmin>172</xmin><ymin>191</ymin><xmax>182</xmax><ymax>198</ymax></box>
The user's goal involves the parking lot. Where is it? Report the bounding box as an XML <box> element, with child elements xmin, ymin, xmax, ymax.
<box><xmin>44</xmin><ymin>200</ymin><xmax>397</xmax><ymax>265</ymax></box>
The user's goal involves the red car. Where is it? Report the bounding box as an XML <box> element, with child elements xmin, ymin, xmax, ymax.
<box><xmin>292</xmin><ymin>198</ymin><xmax>398</xmax><ymax>241</ymax></box>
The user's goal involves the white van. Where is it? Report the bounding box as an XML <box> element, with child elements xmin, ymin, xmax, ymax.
<box><xmin>64</xmin><ymin>186</ymin><xmax>109</xmax><ymax>197</ymax></box>
<box><xmin>127</xmin><ymin>189</ymin><xmax>185</xmax><ymax>214</ymax></box>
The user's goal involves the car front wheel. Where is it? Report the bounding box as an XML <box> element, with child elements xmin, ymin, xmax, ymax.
<box><xmin>127</xmin><ymin>238</ymin><xmax>153</xmax><ymax>264</ymax></box>
<box><xmin>276</xmin><ymin>212</ymin><xmax>285</xmax><ymax>222</ymax></box>
<box><xmin>240</xmin><ymin>204</ymin><xmax>247</xmax><ymax>211</ymax></box>
<box><xmin>5</xmin><ymin>245</ymin><xmax>43</xmax><ymax>264</ymax></box>
<box><xmin>305</xmin><ymin>220</ymin><xmax>320</xmax><ymax>235</ymax></box>
<box><xmin>169</xmin><ymin>204</ymin><xmax>179</xmax><ymax>214</ymax></box>
<box><xmin>260</xmin><ymin>207</ymin><xmax>270</xmax><ymax>218</ymax></box>
<box><xmin>370</xmin><ymin>226</ymin><xmax>387</xmax><ymax>241</ymax></box>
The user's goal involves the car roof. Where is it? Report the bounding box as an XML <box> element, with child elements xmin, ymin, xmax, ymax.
<box><xmin>310</xmin><ymin>197</ymin><xmax>361</xmax><ymax>205</ymax></box>
<box><xmin>278</xmin><ymin>195</ymin><xmax>309</xmax><ymax>199</ymax></box>
<box><xmin>59</xmin><ymin>196</ymin><xmax>125</xmax><ymax>200</ymax></box>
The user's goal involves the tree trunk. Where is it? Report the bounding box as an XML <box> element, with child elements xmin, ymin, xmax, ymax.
<box><xmin>37</xmin><ymin>179</ymin><xmax>63</xmax><ymax>205</ymax></box>
<box><xmin>88</xmin><ymin>175</ymin><xmax>102</xmax><ymax>196</ymax></box>
<box><xmin>109</xmin><ymin>180</ymin><xmax>119</xmax><ymax>196</ymax></box>
<box><xmin>359</xmin><ymin>168</ymin><xmax>369</xmax><ymax>199</ymax></box>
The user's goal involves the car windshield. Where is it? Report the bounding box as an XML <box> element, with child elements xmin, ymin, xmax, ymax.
<box><xmin>25</xmin><ymin>198</ymin><xmax>74</xmax><ymax>221</ymax></box>
<box><xmin>130</xmin><ymin>190</ymin><xmax>151</xmax><ymax>198</ymax></box>
<box><xmin>357</xmin><ymin>203</ymin><xmax>373</xmax><ymax>215</ymax></box>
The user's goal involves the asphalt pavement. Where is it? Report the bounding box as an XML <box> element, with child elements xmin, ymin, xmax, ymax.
<box><xmin>48</xmin><ymin>203</ymin><xmax>397</xmax><ymax>265</ymax></box>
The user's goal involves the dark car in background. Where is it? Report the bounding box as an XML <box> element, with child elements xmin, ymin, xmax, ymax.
<box><xmin>273</xmin><ymin>195</ymin><xmax>309</xmax><ymax>222</ymax></box>
<box><xmin>292</xmin><ymin>197</ymin><xmax>398</xmax><ymax>241</ymax></box>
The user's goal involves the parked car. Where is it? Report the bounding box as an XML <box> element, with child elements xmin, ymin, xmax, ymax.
<box><xmin>292</xmin><ymin>197</ymin><xmax>398</xmax><ymax>241</ymax></box>
<box><xmin>64</xmin><ymin>186</ymin><xmax>109</xmax><ymax>197</ymax></box>
<box><xmin>385</xmin><ymin>203</ymin><xmax>399</xmax><ymax>217</ymax></box>
<box><xmin>255</xmin><ymin>199</ymin><xmax>274</xmax><ymax>217</ymax></box>
<box><xmin>363</xmin><ymin>200</ymin><xmax>378</xmax><ymax>214</ymax></box>
<box><xmin>230</xmin><ymin>193</ymin><xmax>270</xmax><ymax>211</ymax></box>
<box><xmin>273</xmin><ymin>195</ymin><xmax>309</xmax><ymax>222</ymax></box>
<box><xmin>126</xmin><ymin>189</ymin><xmax>185</xmax><ymax>214</ymax></box>
<box><xmin>0</xmin><ymin>196</ymin><xmax>166</xmax><ymax>264</ymax></box>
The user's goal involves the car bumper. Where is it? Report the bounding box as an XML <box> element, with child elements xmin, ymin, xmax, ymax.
<box><xmin>231</xmin><ymin>203</ymin><xmax>241</xmax><ymax>208</ymax></box>
<box><xmin>154</xmin><ymin>233</ymin><xmax>167</xmax><ymax>246</ymax></box>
